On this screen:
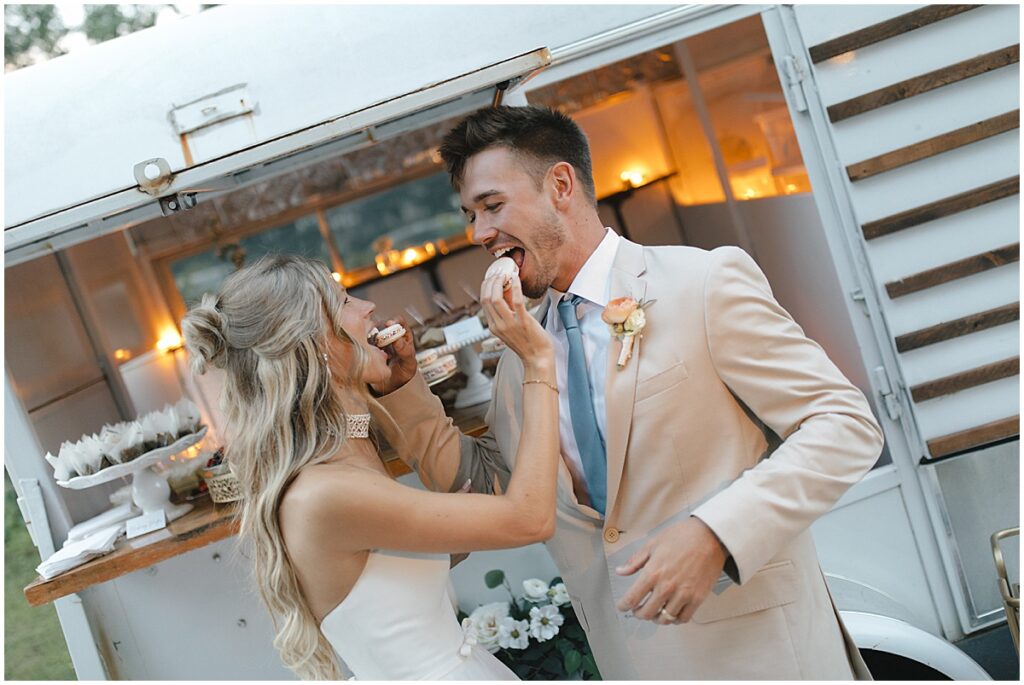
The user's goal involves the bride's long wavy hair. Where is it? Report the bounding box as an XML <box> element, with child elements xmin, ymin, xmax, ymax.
<box><xmin>181</xmin><ymin>254</ymin><xmax>394</xmax><ymax>679</ymax></box>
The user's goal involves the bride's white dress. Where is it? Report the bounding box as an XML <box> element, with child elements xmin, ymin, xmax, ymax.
<box><xmin>320</xmin><ymin>550</ymin><xmax>518</xmax><ymax>680</ymax></box>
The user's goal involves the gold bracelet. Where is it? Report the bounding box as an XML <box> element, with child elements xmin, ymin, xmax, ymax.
<box><xmin>523</xmin><ymin>379</ymin><xmax>559</xmax><ymax>393</ymax></box>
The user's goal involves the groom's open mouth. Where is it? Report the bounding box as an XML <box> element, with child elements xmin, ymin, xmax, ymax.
<box><xmin>492</xmin><ymin>245</ymin><xmax>526</xmax><ymax>270</ymax></box>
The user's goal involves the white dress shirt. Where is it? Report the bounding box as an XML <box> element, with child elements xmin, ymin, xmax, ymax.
<box><xmin>544</xmin><ymin>228</ymin><xmax>621</xmax><ymax>506</ymax></box>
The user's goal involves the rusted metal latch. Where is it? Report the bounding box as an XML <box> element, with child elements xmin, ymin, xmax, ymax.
<box><xmin>133</xmin><ymin>157</ymin><xmax>197</xmax><ymax>216</ymax></box>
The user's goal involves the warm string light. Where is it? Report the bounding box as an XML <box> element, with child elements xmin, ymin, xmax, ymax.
<box><xmin>168</xmin><ymin>443</ymin><xmax>205</xmax><ymax>463</ymax></box>
<box><xmin>374</xmin><ymin>243</ymin><xmax>436</xmax><ymax>275</ymax></box>
<box><xmin>113</xmin><ymin>348</ymin><xmax>132</xmax><ymax>361</ymax></box>
<box><xmin>620</xmin><ymin>169</ymin><xmax>647</xmax><ymax>189</ymax></box>
<box><xmin>156</xmin><ymin>329</ymin><xmax>184</xmax><ymax>353</ymax></box>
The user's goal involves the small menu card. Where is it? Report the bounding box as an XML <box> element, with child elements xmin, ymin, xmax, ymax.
<box><xmin>126</xmin><ymin>510</ymin><xmax>168</xmax><ymax>539</ymax></box>
<box><xmin>443</xmin><ymin>316</ymin><xmax>485</xmax><ymax>347</ymax></box>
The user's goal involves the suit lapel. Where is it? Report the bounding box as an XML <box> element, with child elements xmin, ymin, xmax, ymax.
<box><xmin>603</xmin><ymin>239</ymin><xmax>647</xmax><ymax>519</ymax></box>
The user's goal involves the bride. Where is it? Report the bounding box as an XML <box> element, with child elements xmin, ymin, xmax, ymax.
<box><xmin>181</xmin><ymin>254</ymin><xmax>558</xmax><ymax>680</ymax></box>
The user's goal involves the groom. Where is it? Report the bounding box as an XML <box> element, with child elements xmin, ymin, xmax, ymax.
<box><xmin>376</xmin><ymin>106</ymin><xmax>883</xmax><ymax>679</ymax></box>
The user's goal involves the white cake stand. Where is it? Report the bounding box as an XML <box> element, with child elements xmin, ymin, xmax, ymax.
<box><xmin>57</xmin><ymin>427</ymin><xmax>208</xmax><ymax>522</ymax></box>
<box><xmin>430</xmin><ymin>330</ymin><xmax>494</xmax><ymax>408</ymax></box>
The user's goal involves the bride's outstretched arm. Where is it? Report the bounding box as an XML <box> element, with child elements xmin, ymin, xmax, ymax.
<box><xmin>311</xmin><ymin>278</ymin><xmax>560</xmax><ymax>553</ymax></box>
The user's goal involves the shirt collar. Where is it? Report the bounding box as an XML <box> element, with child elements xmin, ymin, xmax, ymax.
<box><xmin>549</xmin><ymin>227</ymin><xmax>621</xmax><ymax>308</ymax></box>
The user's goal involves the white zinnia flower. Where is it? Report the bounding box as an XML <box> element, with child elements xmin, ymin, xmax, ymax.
<box><xmin>548</xmin><ymin>582</ymin><xmax>571</xmax><ymax>607</ymax></box>
<box><xmin>529</xmin><ymin>605</ymin><xmax>564</xmax><ymax>641</ymax></box>
<box><xmin>497</xmin><ymin>617</ymin><xmax>531</xmax><ymax>650</ymax></box>
<box><xmin>522</xmin><ymin>578</ymin><xmax>549</xmax><ymax>602</ymax></box>
<box><xmin>466</xmin><ymin>602</ymin><xmax>509</xmax><ymax>653</ymax></box>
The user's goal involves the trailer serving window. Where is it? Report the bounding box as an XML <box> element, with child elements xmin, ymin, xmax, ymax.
<box><xmin>164</xmin><ymin>170</ymin><xmax>471</xmax><ymax>313</ymax></box>
<box><xmin>324</xmin><ymin>171</ymin><xmax>465</xmax><ymax>278</ymax></box>
<box><xmin>170</xmin><ymin>215</ymin><xmax>332</xmax><ymax>307</ymax></box>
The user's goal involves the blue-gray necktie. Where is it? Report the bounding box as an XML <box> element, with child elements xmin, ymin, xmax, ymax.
<box><xmin>557</xmin><ymin>295</ymin><xmax>607</xmax><ymax>515</ymax></box>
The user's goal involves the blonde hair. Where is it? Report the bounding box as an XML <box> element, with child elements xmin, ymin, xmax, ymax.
<box><xmin>182</xmin><ymin>255</ymin><xmax>390</xmax><ymax>679</ymax></box>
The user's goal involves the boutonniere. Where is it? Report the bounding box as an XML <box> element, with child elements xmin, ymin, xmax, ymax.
<box><xmin>601</xmin><ymin>297</ymin><xmax>656</xmax><ymax>368</ymax></box>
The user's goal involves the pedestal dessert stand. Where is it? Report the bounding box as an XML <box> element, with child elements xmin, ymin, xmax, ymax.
<box><xmin>56</xmin><ymin>427</ymin><xmax>208</xmax><ymax>523</ymax></box>
<box><xmin>429</xmin><ymin>330</ymin><xmax>495</xmax><ymax>408</ymax></box>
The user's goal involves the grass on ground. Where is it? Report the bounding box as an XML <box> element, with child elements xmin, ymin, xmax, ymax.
<box><xmin>5</xmin><ymin>472</ymin><xmax>76</xmax><ymax>680</ymax></box>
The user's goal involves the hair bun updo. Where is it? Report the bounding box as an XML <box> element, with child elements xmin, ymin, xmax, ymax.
<box><xmin>181</xmin><ymin>293</ymin><xmax>228</xmax><ymax>376</ymax></box>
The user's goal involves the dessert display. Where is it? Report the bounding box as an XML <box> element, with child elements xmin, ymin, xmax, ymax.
<box><xmin>45</xmin><ymin>399</ymin><xmax>203</xmax><ymax>482</ymax></box>
<box><xmin>415</xmin><ymin>348</ymin><xmax>441</xmax><ymax>366</ymax></box>
<box><xmin>421</xmin><ymin>353</ymin><xmax>459</xmax><ymax>386</ymax></box>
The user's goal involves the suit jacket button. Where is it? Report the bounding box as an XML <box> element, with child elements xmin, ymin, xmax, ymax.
<box><xmin>604</xmin><ymin>528</ymin><xmax>619</xmax><ymax>543</ymax></box>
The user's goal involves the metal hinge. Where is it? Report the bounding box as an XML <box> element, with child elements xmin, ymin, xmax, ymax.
<box><xmin>15</xmin><ymin>478</ymin><xmax>48</xmax><ymax>553</ymax></box>
<box><xmin>779</xmin><ymin>54</ymin><xmax>809</xmax><ymax>113</ymax></box>
<box><xmin>873</xmin><ymin>366</ymin><xmax>903</xmax><ymax>422</ymax></box>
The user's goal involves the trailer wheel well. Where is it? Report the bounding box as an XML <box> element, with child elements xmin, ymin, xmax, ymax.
<box><xmin>860</xmin><ymin>648</ymin><xmax>951</xmax><ymax>680</ymax></box>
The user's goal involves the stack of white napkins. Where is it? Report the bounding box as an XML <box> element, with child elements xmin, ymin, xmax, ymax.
<box><xmin>36</xmin><ymin>522</ymin><xmax>125</xmax><ymax>580</ymax></box>
<box><xmin>66</xmin><ymin>502</ymin><xmax>137</xmax><ymax>542</ymax></box>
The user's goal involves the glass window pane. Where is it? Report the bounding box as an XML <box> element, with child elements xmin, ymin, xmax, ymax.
<box><xmin>239</xmin><ymin>214</ymin><xmax>330</xmax><ymax>264</ymax></box>
<box><xmin>691</xmin><ymin>18</ymin><xmax>812</xmax><ymax>201</ymax></box>
<box><xmin>325</xmin><ymin>172</ymin><xmax>464</xmax><ymax>272</ymax></box>
<box><xmin>170</xmin><ymin>215</ymin><xmax>330</xmax><ymax>307</ymax></box>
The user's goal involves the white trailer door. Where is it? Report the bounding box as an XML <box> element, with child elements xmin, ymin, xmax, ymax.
<box><xmin>5</xmin><ymin>4</ymin><xmax>705</xmax><ymax>266</ymax></box>
<box><xmin>762</xmin><ymin>4</ymin><xmax>1019</xmax><ymax>635</ymax></box>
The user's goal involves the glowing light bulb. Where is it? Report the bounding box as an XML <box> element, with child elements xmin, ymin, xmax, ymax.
<box><xmin>620</xmin><ymin>170</ymin><xmax>647</xmax><ymax>188</ymax></box>
<box><xmin>156</xmin><ymin>329</ymin><xmax>183</xmax><ymax>353</ymax></box>
<box><xmin>331</xmin><ymin>272</ymin><xmax>342</xmax><ymax>282</ymax></box>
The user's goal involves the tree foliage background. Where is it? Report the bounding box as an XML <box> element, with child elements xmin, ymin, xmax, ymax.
<box><xmin>5</xmin><ymin>5</ymin><xmax>212</xmax><ymax>71</ymax></box>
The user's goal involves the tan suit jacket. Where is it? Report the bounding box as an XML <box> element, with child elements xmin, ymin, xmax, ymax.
<box><xmin>380</xmin><ymin>240</ymin><xmax>884</xmax><ymax>679</ymax></box>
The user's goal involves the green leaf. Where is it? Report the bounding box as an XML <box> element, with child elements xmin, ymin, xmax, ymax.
<box><xmin>549</xmin><ymin>575</ymin><xmax>564</xmax><ymax>586</ymax></box>
<box><xmin>564</xmin><ymin>649</ymin><xmax>583</xmax><ymax>675</ymax></box>
<box><xmin>582</xmin><ymin>654</ymin><xmax>602</xmax><ymax>680</ymax></box>
<box><xmin>542</xmin><ymin>654</ymin><xmax>562</xmax><ymax>673</ymax></box>
<box><xmin>565</xmin><ymin>624</ymin><xmax>585</xmax><ymax>641</ymax></box>
<box><xmin>484</xmin><ymin>569</ymin><xmax>506</xmax><ymax>589</ymax></box>
<box><xmin>513</xmin><ymin>663</ymin><xmax>534</xmax><ymax>679</ymax></box>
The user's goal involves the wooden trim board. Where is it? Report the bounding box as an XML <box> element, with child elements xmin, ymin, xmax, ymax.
<box><xmin>885</xmin><ymin>243</ymin><xmax>1019</xmax><ymax>298</ymax></box>
<box><xmin>809</xmin><ymin>5</ymin><xmax>980</xmax><ymax>64</ymax></box>
<box><xmin>863</xmin><ymin>176</ymin><xmax>1019</xmax><ymax>240</ymax></box>
<box><xmin>926</xmin><ymin>415</ymin><xmax>1020</xmax><ymax>459</ymax></box>
<box><xmin>895</xmin><ymin>302</ymin><xmax>1019</xmax><ymax>352</ymax></box>
<box><xmin>848</xmin><ymin>110</ymin><xmax>1019</xmax><ymax>181</ymax></box>
<box><xmin>828</xmin><ymin>44</ymin><xmax>1019</xmax><ymax>123</ymax></box>
<box><xmin>911</xmin><ymin>357</ymin><xmax>1019</xmax><ymax>402</ymax></box>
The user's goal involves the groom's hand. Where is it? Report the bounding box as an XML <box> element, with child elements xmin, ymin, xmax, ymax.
<box><xmin>369</xmin><ymin>317</ymin><xmax>418</xmax><ymax>396</ymax></box>
<box><xmin>614</xmin><ymin>517</ymin><xmax>728</xmax><ymax>625</ymax></box>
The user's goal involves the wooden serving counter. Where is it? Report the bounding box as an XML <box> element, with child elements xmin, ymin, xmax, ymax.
<box><xmin>24</xmin><ymin>403</ymin><xmax>489</xmax><ymax>608</ymax></box>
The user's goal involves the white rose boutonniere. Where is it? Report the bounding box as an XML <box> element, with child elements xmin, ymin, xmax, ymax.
<box><xmin>601</xmin><ymin>296</ymin><xmax>656</xmax><ymax>368</ymax></box>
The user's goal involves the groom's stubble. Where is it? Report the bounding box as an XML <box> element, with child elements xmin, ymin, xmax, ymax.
<box><xmin>521</xmin><ymin>209</ymin><xmax>568</xmax><ymax>299</ymax></box>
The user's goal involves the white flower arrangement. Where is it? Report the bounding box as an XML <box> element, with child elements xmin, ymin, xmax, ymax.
<box><xmin>460</xmin><ymin>570</ymin><xmax>601</xmax><ymax>680</ymax></box>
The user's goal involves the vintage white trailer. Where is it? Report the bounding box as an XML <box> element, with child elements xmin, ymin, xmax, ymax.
<box><xmin>4</xmin><ymin>4</ymin><xmax>1017</xmax><ymax>679</ymax></box>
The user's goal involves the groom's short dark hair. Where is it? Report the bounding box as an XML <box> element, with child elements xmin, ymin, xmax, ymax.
<box><xmin>440</xmin><ymin>105</ymin><xmax>597</xmax><ymax>205</ymax></box>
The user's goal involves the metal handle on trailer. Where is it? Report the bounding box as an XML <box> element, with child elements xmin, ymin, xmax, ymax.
<box><xmin>990</xmin><ymin>527</ymin><xmax>1020</xmax><ymax>653</ymax></box>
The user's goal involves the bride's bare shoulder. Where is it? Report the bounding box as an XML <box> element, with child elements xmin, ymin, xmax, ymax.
<box><xmin>280</xmin><ymin>462</ymin><xmax>392</xmax><ymax>530</ymax></box>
